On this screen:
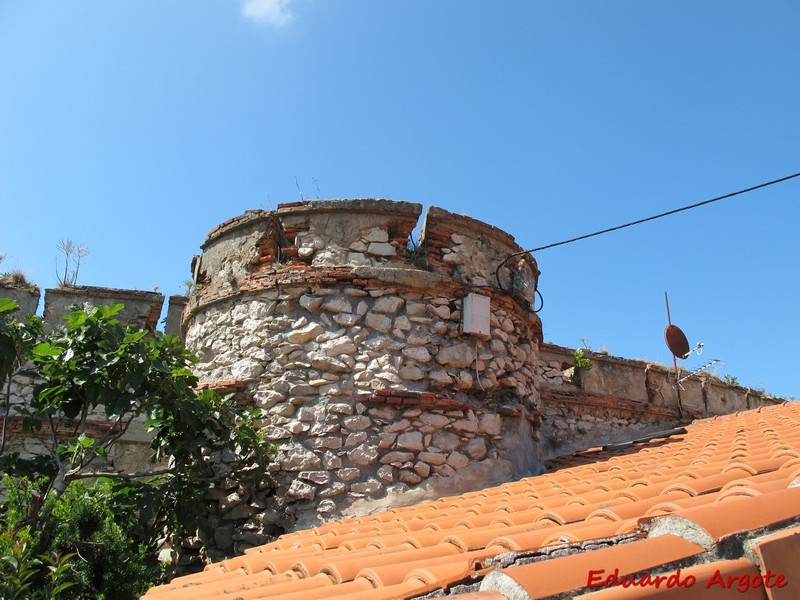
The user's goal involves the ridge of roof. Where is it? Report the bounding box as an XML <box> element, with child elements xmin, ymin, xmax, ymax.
<box><xmin>143</xmin><ymin>401</ymin><xmax>800</xmax><ymax>600</ymax></box>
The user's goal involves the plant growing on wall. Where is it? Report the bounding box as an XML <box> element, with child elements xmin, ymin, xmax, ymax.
<box><xmin>54</xmin><ymin>239</ymin><xmax>89</xmax><ymax>288</ymax></box>
<box><xmin>572</xmin><ymin>349</ymin><xmax>592</xmax><ymax>371</ymax></box>
<box><xmin>723</xmin><ymin>374</ymin><xmax>740</xmax><ymax>386</ymax></box>
<box><xmin>0</xmin><ymin>271</ymin><xmax>39</xmax><ymax>294</ymax></box>
<box><xmin>0</xmin><ymin>254</ymin><xmax>39</xmax><ymax>295</ymax></box>
<box><xmin>405</xmin><ymin>235</ymin><xmax>428</xmax><ymax>270</ymax></box>
<box><xmin>566</xmin><ymin>349</ymin><xmax>592</xmax><ymax>387</ymax></box>
<box><xmin>0</xmin><ymin>300</ymin><xmax>272</xmax><ymax>599</ymax></box>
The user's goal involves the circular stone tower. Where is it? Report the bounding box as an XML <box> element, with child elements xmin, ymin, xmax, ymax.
<box><xmin>183</xmin><ymin>199</ymin><xmax>543</xmax><ymax>551</ymax></box>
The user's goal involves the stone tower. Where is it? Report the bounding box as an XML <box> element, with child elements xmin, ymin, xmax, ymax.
<box><xmin>183</xmin><ymin>199</ymin><xmax>543</xmax><ymax>554</ymax></box>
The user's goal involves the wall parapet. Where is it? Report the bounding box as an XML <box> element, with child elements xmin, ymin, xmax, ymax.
<box><xmin>0</xmin><ymin>283</ymin><xmax>40</xmax><ymax>317</ymax></box>
<box><xmin>536</xmin><ymin>342</ymin><xmax>783</xmax><ymax>459</ymax></box>
<box><xmin>44</xmin><ymin>285</ymin><xmax>164</xmax><ymax>331</ymax></box>
<box><xmin>188</xmin><ymin>198</ymin><xmax>540</xmax><ymax>321</ymax></box>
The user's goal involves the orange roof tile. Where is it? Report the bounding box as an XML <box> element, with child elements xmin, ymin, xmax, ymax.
<box><xmin>751</xmin><ymin>525</ymin><xmax>800</xmax><ymax>600</ymax></box>
<box><xmin>143</xmin><ymin>402</ymin><xmax>800</xmax><ymax>600</ymax></box>
<box><xmin>480</xmin><ymin>535</ymin><xmax>706</xmax><ymax>598</ymax></box>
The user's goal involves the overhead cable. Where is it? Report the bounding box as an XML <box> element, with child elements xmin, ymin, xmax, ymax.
<box><xmin>495</xmin><ymin>170</ymin><xmax>800</xmax><ymax>290</ymax></box>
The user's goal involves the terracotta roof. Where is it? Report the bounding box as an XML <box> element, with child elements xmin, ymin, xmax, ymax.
<box><xmin>143</xmin><ymin>402</ymin><xmax>800</xmax><ymax>600</ymax></box>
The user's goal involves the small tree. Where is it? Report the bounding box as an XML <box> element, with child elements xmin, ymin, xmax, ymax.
<box><xmin>0</xmin><ymin>300</ymin><xmax>271</xmax><ymax>598</ymax></box>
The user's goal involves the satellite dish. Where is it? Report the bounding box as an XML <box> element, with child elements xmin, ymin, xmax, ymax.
<box><xmin>665</xmin><ymin>324</ymin><xmax>690</xmax><ymax>359</ymax></box>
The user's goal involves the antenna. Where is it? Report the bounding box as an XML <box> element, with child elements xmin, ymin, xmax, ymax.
<box><xmin>663</xmin><ymin>292</ymin><xmax>719</xmax><ymax>418</ymax></box>
<box><xmin>664</xmin><ymin>292</ymin><xmax>704</xmax><ymax>361</ymax></box>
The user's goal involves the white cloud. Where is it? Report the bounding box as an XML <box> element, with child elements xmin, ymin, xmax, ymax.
<box><xmin>241</xmin><ymin>0</ymin><xmax>296</xmax><ymax>27</ymax></box>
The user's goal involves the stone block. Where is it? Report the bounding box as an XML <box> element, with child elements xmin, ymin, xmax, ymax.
<box><xmin>387</xmin><ymin>419</ymin><xmax>412</xmax><ymax>433</ymax></box>
<box><xmin>464</xmin><ymin>437</ymin><xmax>487</xmax><ymax>460</ymax></box>
<box><xmin>286</xmin><ymin>322</ymin><xmax>324</xmax><ymax>343</ymax></box>
<box><xmin>380</xmin><ymin>451</ymin><xmax>415</xmax><ymax>464</ymax></box>
<box><xmin>446</xmin><ymin>451</ymin><xmax>470</xmax><ymax>469</ymax></box>
<box><xmin>345</xmin><ymin>432</ymin><xmax>368</xmax><ymax>447</ymax></box>
<box><xmin>402</xmin><ymin>346</ymin><xmax>432</xmax><ymax>363</ymax></box>
<box><xmin>288</xmin><ymin>480</ymin><xmax>315</xmax><ymax>500</ymax></box>
<box><xmin>280</xmin><ymin>445</ymin><xmax>322</xmax><ymax>471</ymax></box>
<box><xmin>347</xmin><ymin>444</ymin><xmax>379</xmax><ymax>466</ymax></box>
<box><xmin>377</xmin><ymin>465</ymin><xmax>394</xmax><ymax>483</ymax></box>
<box><xmin>365</xmin><ymin>313</ymin><xmax>392</xmax><ymax>333</ymax></box>
<box><xmin>329</xmin><ymin>403</ymin><xmax>354</xmax><ymax>415</ymax></box>
<box><xmin>378</xmin><ymin>432</ymin><xmax>398</xmax><ymax>449</ymax></box>
<box><xmin>419</xmin><ymin>413</ymin><xmax>450</xmax><ymax>429</ymax></box>
<box><xmin>399</xmin><ymin>366</ymin><xmax>425</xmax><ymax>380</ymax></box>
<box><xmin>373</xmin><ymin>296</ymin><xmax>404</xmax><ymax>314</ymax></box>
<box><xmin>418</xmin><ymin>451</ymin><xmax>447</xmax><ymax>465</ymax></box>
<box><xmin>318</xmin><ymin>482</ymin><xmax>347</xmax><ymax>497</ymax></box>
<box><xmin>431</xmin><ymin>431</ymin><xmax>460</xmax><ymax>452</ymax></box>
<box><xmin>336</xmin><ymin>468</ymin><xmax>361</xmax><ymax>482</ymax></box>
<box><xmin>321</xmin><ymin>298</ymin><xmax>353</xmax><ymax>313</ymax></box>
<box><xmin>362</xmin><ymin>227</ymin><xmax>389</xmax><ymax>242</ymax></box>
<box><xmin>299</xmin><ymin>471</ymin><xmax>331</xmax><ymax>485</ymax></box>
<box><xmin>396</xmin><ymin>431</ymin><xmax>424</xmax><ymax>452</ymax></box>
<box><xmin>322</xmin><ymin>336</ymin><xmax>357</xmax><ymax>356</ymax></box>
<box><xmin>398</xmin><ymin>470</ymin><xmax>422</xmax><ymax>485</ymax></box>
<box><xmin>351</xmin><ymin>479</ymin><xmax>382</xmax><ymax>494</ymax></box>
<box><xmin>435</xmin><ymin>343</ymin><xmax>476</xmax><ymax>368</ymax></box>
<box><xmin>414</xmin><ymin>461</ymin><xmax>431</xmax><ymax>478</ymax></box>
<box><xmin>343</xmin><ymin>415</ymin><xmax>371</xmax><ymax>431</ymax></box>
<box><xmin>367</xmin><ymin>242</ymin><xmax>395</xmax><ymax>256</ymax></box>
<box><xmin>299</xmin><ymin>295</ymin><xmax>323</xmax><ymax>313</ymax></box>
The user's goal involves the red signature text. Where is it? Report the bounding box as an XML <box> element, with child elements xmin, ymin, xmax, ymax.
<box><xmin>587</xmin><ymin>568</ymin><xmax>788</xmax><ymax>593</ymax></box>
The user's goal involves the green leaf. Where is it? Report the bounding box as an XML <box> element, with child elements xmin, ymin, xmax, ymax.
<box><xmin>52</xmin><ymin>582</ymin><xmax>77</xmax><ymax>595</ymax></box>
<box><xmin>123</xmin><ymin>330</ymin><xmax>147</xmax><ymax>344</ymax></box>
<box><xmin>31</xmin><ymin>342</ymin><xmax>62</xmax><ymax>358</ymax></box>
<box><xmin>171</xmin><ymin>366</ymin><xmax>195</xmax><ymax>378</ymax></box>
<box><xmin>0</xmin><ymin>297</ymin><xmax>19</xmax><ymax>313</ymax></box>
<box><xmin>77</xmin><ymin>433</ymin><xmax>95</xmax><ymax>449</ymax></box>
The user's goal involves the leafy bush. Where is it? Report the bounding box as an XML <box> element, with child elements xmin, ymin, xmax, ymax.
<box><xmin>0</xmin><ymin>300</ymin><xmax>272</xmax><ymax>598</ymax></box>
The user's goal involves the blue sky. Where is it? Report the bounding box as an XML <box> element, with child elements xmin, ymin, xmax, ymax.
<box><xmin>1</xmin><ymin>1</ymin><xmax>798</xmax><ymax>399</ymax></box>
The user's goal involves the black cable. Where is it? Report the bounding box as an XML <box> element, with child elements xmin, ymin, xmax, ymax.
<box><xmin>495</xmin><ymin>170</ymin><xmax>800</xmax><ymax>290</ymax></box>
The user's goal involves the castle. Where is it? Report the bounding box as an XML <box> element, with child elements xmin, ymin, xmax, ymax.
<box><xmin>1</xmin><ymin>199</ymin><xmax>780</xmax><ymax>565</ymax></box>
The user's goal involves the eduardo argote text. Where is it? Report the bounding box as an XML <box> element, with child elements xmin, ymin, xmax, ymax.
<box><xmin>587</xmin><ymin>568</ymin><xmax>787</xmax><ymax>593</ymax></box>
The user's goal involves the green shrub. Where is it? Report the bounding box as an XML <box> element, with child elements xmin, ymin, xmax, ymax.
<box><xmin>0</xmin><ymin>477</ymin><xmax>164</xmax><ymax>600</ymax></box>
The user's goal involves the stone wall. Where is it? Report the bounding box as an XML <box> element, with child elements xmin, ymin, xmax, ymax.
<box><xmin>0</xmin><ymin>284</ymin><xmax>40</xmax><ymax>318</ymax></box>
<box><xmin>165</xmin><ymin>295</ymin><xmax>188</xmax><ymax>338</ymax></box>
<box><xmin>43</xmin><ymin>285</ymin><xmax>164</xmax><ymax>331</ymax></box>
<box><xmin>537</xmin><ymin>343</ymin><xmax>783</xmax><ymax>460</ymax></box>
<box><xmin>0</xmin><ymin>286</ymin><xmax>165</xmax><ymax>470</ymax></box>
<box><xmin>2</xmin><ymin>201</ymin><xmax>787</xmax><ymax>568</ymax></box>
<box><xmin>183</xmin><ymin>199</ymin><xmax>544</xmax><ymax>557</ymax></box>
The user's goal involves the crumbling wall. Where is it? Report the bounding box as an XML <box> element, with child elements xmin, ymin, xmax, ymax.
<box><xmin>0</xmin><ymin>286</ymin><xmax>165</xmax><ymax>470</ymax></box>
<box><xmin>537</xmin><ymin>343</ymin><xmax>783</xmax><ymax>459</ymax></box>
<box><xmin>183</xmin><ymin>199</ymin><xmax>544</xmax><ymax>558</ymax></box>
<box><xmin>3</xmin><ymin>200</ymin><xmax>783</xmax><ymax>569</ymax></box>
<box><xmin>43</xmin><ymin>286</ymin><xmax>163</xmax><ymax>331</ymax></box>
<box><xmin>0</xmin><ymin>284</ymin><xmax>40</xmax><ymax>318</ymax></box>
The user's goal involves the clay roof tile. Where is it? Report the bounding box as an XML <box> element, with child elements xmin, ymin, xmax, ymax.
<box><xmin>143</xmin><ymin>403</ymin><xmax>800</xmax><ymax>600</ymax></box>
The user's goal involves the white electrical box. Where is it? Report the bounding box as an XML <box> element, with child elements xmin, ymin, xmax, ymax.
<box><xmin>462</xmin><ymin>293</ymin><xmax>491</xmax><ymax>337</ymax></box>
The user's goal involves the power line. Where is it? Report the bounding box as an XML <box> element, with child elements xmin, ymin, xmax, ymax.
<box><xmin>533</xmin><ymin>170</ymin><xmax>800</xmax><ymax>254</ymax></box>
<box><xmin>496</xmin><ymin>170</ymin><xmax>800</xmax><ymax>288</ymax></box>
